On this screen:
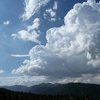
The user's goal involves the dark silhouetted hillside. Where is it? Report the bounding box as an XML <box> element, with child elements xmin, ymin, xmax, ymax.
<box><xmin>0</xmin><ymin>88</ymin><xmax>94</xmax><ymax>100</ymax></box>
<box><xmin>1</xmin><ymin>83</ymin><xmax>100</xmax><ymax>100</ymax></box>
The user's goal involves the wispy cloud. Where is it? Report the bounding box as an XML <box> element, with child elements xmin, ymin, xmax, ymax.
<box><xmin>11</xmin><ymin>54</ymin><xmax>29</xmax><ymax>58</ymax></box>
<box><xmin>22</xmin><ymin>0</ymin><xmax>50</xmax><ymax>20</ymax></box>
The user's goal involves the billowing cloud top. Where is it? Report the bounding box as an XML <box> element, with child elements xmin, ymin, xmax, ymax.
<box><xmin>12</xmin><ymin>0</ymin><xmax>100</xmax><ymax>84</ymax></box>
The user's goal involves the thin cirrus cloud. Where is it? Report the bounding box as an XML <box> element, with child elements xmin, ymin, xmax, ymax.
<box><xmin>22</xmin><ymin>0</ymin><xmax>50</xmax><ymax>20</ymax></box>
<box><xmin>11</xmin><ymin>54</ymin><xmax>29</xmax><ymax>58</ymax></box>
<box><xmin>12</xmin><ymin>0</ymin><xmax>100</xmax><ymax>84</ymax></box>
<box><xmin>11</xmin><ymin>18</ymin><xmax>40</xmax><ymax>44</ymax></box>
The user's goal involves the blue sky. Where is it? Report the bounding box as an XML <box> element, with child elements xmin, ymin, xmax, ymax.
<box><xmin>0</xmin><ymin>0</ymin><xmax>86</xmax><ymax>74</ymax></box>
<box><xmin>0</xmin><ymin>0</ymin><xmax>100</xmax><ymax>86</ymax></box>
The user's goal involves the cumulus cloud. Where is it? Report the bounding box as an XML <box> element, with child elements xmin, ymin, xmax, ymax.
<box><xmin>12</xmin><ymin>0</ymin><xmax>100</xmax><ymax>84</ymax></box>
<box><xmin>22</xmin><ymin>0</ymin><xmax>50</xmax><ymax>20</ymax></box>
<box><xmin>44</xmin><ymin>1</ymin><xmax>58</xmax><ymax>22</ymax></box>
<box><xmin>12</xmin><ymin>18</ymin><xmax>40</xmax><ymax>43</ymax></box>
<box><xmin>46</xmin><ymin>9</ymin><xmax>56</xmax><ymax>17</ymax></box>
<box><xmin>27</xmin><ymin>18</ymin><xmax>40</xmax><ymax>31</ymax></box>
<box><xmin>12</xmin><ymin>30</ymin><xmax>40</xmax><ymax>43</ymax></box>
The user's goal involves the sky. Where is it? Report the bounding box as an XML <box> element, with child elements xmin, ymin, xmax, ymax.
<box><xmin>0</xmin><ymin>0</ymin><xmax>100</xmax><ymax>86</ymax></box>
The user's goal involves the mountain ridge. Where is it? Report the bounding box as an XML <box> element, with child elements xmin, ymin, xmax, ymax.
<box><xmin>1</xmin><ymin>82</ymin><xmax>100</xmax><ymax>96</ymax></box>
<box><xmin>0</xmin><ymin>83</ymin><xmax>100</xmax><ymax>99</ymax></box>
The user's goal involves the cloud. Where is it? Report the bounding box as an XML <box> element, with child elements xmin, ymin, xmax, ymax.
<box><xmin>12</xmin><ymin>0</ymin><xmax>100</xmax><ymax>84</ymax></box>
<box><xmin>12</xmin><ymin>18</ymin><xmax>40</xmax><ymax>43</ymax></box>
<box><xmin>12</xmin><ymin>30</ymin><xmax>40</xmax><ymax>43</ymax></box>
<box><xmin>53</xmin><ymin>1</ymin><xmax>58</xmax><ymax>10</ymax></box>
<box><xmin>57</xmin><ymin>74</ymin><xmax>100</xmax><ymax>85</ymax></box>
<box><xmin>22</xmin><ymin>0</ymin><xmax>50</xmax><ymax>20</ymax></box>
<box><xmin>0</xmin><ymin>75</ymin><xmax>46</xmax><ymax>86</ymax></box>
<box><xmin>11</xmin><ymin>54</ymin><xmax>29</xmax><ymax>58</ymax></box>
<box><xmin>27</xmin><ymin>18</ymin><xmax>40</xmax><ymax>31</ymax></box>
<box><xmin>3</xmin><ymin>20</ymin><xmax>10</xmax><ymax>25</ymax></box>
<box><xmin>46</xmin><ymin>9</ymin><xmax>56</xmax><ymax>17</ymax></box>
<box><xmin>44</xmin><ymin>1</ymin><xmax>58</xmax><ymax>22</ymax></box>
<box><xmin>0</xmin><ymin>69</ymin><xmax>4</xmax><ymax>74</ymax></box>
<box><xmin>87</xmin><ymin>0</ymin><xmax>96</xmax><ymax>4</ymax></box>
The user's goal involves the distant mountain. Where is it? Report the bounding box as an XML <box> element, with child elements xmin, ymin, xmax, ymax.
<box><xmin>3</xmin><ymin>85</ymin><xmax>29</xmax><ymax>92</ymax></box>
<box><xmin>1</xmin><ymin>83</ymin><xmax>100</xmax><ymax>99</ymax></box>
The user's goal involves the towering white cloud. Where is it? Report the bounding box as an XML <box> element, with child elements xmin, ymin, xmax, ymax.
<box><xmin>12</xmin><ymin>0</ymin><xmax>100</xmax><ymax>84</ymax></box>
<box><xmin>22</xmin><ymin>0</ymin><xmax>50</xmax><ymax>20</ymax></box>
